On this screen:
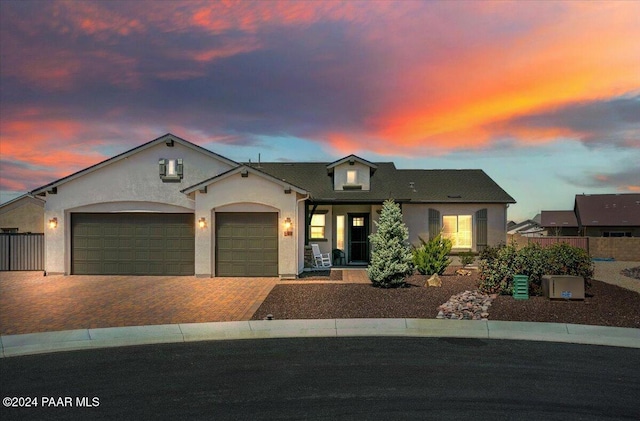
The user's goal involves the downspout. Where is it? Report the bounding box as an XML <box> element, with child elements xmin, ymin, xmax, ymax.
<box><xmin>296</xmin><ymin>193</ymin><xmax>310</xmax><ymax>275</ymax></box>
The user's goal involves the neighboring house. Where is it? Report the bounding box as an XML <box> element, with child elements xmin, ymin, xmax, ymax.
<box><xmin>540</xmin><ymin>210</ymin><xmax>579</xmax><ymax>236</ymax></box>
<box><xmin>541</xmin><ymin>194</ymin><xmax>640</xmax><ymax>237</ymax></box>
<box><xmin>575</xmin><ymin>194</ymin><xmax>640</xmax><ymax>237</ymax></box>
<box><xmin>507</xmin><ymin>217</ymin><xmax>544</xmax><ymax>237</ymax></box>
<box><xmin>0</xmin><ymin>194</ymin><xmax>45</xmax><ymax>233</ymax></box>
<box><xmin>31</xmin><ymin>134</ymin><xmax>515</xmax><ymax>278</ymax></box>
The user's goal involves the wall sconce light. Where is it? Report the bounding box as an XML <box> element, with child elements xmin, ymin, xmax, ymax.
<box><xmin>48</xmin><ymin>217</ymin><xmax>58</xmax><ymax>229</ymax></box>
<box><xmin>283</xmin><ymin>217</ymin><xmax>293</xmax><ymax>236</ymax></box>
<box><xmin>198</xmin><ymin>217</ymin><xmax>207</xmax><ymax>229</ymax></box>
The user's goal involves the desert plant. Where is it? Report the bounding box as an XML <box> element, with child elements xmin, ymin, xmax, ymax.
<box><xmin>478</xmin><ymin>242</ymin><xmax>505</xmax><ymax>263</ymax></box>
<box><xmin>478</xmin><ymin>242</ymin><xmax>518</xmax><ymax>294</ymax></box>
<box><xmin>546</xmin><ymin>242</ymin><xmax>594</xmax><ymax>287</ymax></box>
<box><xmin>458</xmin><ymin>251</ymin><xmax>475</xmax><ymax>266</ymax></box>
<box><xmin>367</xmin><ymin>199</ymin><xmax>414</xmax><ymax>288</ymax></box>
<box><xmin>412</xmin><ymin>234</ymin><xmax>452</xmax><ymax>275</ymax></box>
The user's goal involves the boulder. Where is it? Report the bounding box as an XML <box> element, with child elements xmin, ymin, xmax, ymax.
<box><xmin>427</xmin><ymin>274</ymin><xmax>442</xmax><ymax>287</ymax></box>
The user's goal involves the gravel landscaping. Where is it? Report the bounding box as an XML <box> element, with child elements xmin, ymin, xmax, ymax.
<box><xmin>252</xmin><ymin>266</ymin><xmax>640</xmax><ymax>328</ymax></box>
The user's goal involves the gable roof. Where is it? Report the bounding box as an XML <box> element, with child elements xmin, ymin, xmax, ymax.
<box><xmin>326</xmin><ymin>154</ymin><xmax>378</xmax><ymax>174</ymax></box>
<box><xmin>30</xmin><ymin>133</ymin><xmax>238</xmax><ymax>196</ymax></box>
<box><xmin>250</xmin><ymin>161</ymin><xmax>516</xmax><ymax>204</ymax></box>
<box><xmin>0</xmin><ymin>193</ymin><xmax>45</xmax><ymax>213</ymax></box>
<box><xmin>181</xmin><ymin>165</ymin><xmax>308</xmax><ymax>195</ymax></box>
<box><xmin>540</xmin><ymin>210</ymin><xmax>578</xmax><ymax>228</ymax></box>
<box><xmin>575</xmin><ymin>193</ymin><xmax>640</xmax><ymax>226</ymax></box>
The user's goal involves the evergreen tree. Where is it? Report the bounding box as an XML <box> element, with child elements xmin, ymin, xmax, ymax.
<box><xmin>367</xmin><ymin>199</ymin><xmax>414</xmax><ymax>288</ymax></box>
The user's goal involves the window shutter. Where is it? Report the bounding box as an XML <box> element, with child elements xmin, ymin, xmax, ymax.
<box><xmin>159</xmin><ymin>159</ymin><xmax>167</xmax><ymax>176</ymax></box>
<box><xmin>177</xmin><ymin>159</ymin><xmax>184</xmax><ymax>178</ymax></box>
<box><xmin>428</xmin><ymin>208</ymin><xmax>441</xmax><ymax>239</ymax></box>
<box><xmin>476</xmin><ymin>208</ymin><xmax>488</xmax><ymax>252</ymax></box>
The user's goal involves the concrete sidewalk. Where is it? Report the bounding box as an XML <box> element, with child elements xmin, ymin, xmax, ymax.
<box><xmin>2</xmin><ymin>319</ymin><xmax>638</xmax><ymax>357</ymax></box>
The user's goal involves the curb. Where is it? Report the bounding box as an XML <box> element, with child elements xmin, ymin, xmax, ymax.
<box><xmin>1</xmin><ymin>319</ymin><xmax>639</xmax><ymax>358</ymax></box>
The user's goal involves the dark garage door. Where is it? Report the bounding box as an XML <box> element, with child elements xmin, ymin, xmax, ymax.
<box><xmin>216</xmin><ymin>212</ymin><xmax>278</xmax><ymax>277</ymax></box>
<box><xmin>72</xmin><ymin>213</ymin><xmax>194</xmax><ymax>275</ymax></box>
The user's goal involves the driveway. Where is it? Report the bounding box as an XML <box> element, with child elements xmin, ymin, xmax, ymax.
<box><xmin>0</xmin><ymin>272</ymin><xmax>278</xmax><ymax>335</ymax></box>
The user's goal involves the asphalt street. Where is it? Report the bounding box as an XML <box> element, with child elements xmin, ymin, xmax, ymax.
<box><xmin>1</xmin><ymin>337</ymin><xmax>639</xmax><ymax>420</ymax></box>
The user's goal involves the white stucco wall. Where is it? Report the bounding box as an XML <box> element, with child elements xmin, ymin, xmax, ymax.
<box><xmin>332</xmin><ymin>162</ymin><xmax>371</xmax><ymax>190</ymax></box>
<box><xmin>42</xmin><ymin>141</ymin><xmax>235</xmax><ymax>274</ymax></box>
<box><xmin>403</xmin><ymin>203</ymin><xmax>508</xmax><ymax>250</ymax></box>
<box><xmin>193</xmin><ymin>171</ymin><xmax>301</xmax><ymax>278</ymax></box>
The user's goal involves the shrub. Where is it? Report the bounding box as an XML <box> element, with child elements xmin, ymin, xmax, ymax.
<box><xmin>412</xmin><ymin>234</ymin><xmax>452</xmax><ymax>275</ymax></box>
<box><xmin>458</xmin><ymin>251</ymin><xmax>476</xmax><ymax>266</ymax></box>
<box><xmin>478</xmin><ymin>241</ymin><xmax>594</xmax><ymax>295</ymax></box>
<box><xmin>478</xmin><ymin>243</ymin><xmax>505</xmax><ymax>264</ymax></box>
<box><xmin>547</xmin><ymin>242</ymin><xmax>594</xmax><ymax>287</ymax></box>
<box><xmin>367</xmin><ymin>199</ymin><xmax>414</xmax><ymax>288</ymax></box>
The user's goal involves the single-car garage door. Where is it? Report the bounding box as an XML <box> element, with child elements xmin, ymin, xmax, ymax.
<box><xmin>216</xmin><ymin>212</ymin><xmax>278</xmax><ymax>277</ymax></box>
<box><xmin>71</xmin><ymin>213</ymin><xmax>194</xmax><ymax>275</ymax></box>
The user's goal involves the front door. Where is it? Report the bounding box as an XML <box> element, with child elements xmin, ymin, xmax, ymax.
<box><xmin>348</xmin><ymin>214</ymin><xmax>369</xmax><ymax>263</ymax></box>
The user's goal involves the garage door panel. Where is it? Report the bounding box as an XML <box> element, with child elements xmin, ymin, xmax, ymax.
<box><xmin>72</xmin><ymin>213</ymin><xmax>194</xmax><ymax>275</ymax></box>
<box><xmin>216</xmin><ymin>212</ymin><xmax>278</xmax><ymax>277</ymax></box>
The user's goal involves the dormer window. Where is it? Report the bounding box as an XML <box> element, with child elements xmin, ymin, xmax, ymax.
<box><xmin>347</xmin><ymin>170</ymin><xmax>357</xmax><ymax>184</ymax></box>
<box><xmin>160</xmin><ymin>158</ymin><xmax>183</xmax><ymax>182</ymax></box>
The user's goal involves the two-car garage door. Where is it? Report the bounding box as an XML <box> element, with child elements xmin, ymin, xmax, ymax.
<box><xmin>71</xmin><ymin>213</ymin><xmax>194</xmax><ymax>275</ymax></box>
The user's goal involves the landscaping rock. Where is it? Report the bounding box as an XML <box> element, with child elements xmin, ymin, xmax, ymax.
<box><xmin>437</xmin><ymin>289</ymin><xmax>495</xmax><ymax>320</ymax></box>
<box><xmin>455</xmin><ymin>269</ymin><xmax>473</xmax><ymax>276</ymax></box>
<box><xmin>427</xmin><ymin>274</ymin><xmax>442</xmax><ymax>287</ymax></box>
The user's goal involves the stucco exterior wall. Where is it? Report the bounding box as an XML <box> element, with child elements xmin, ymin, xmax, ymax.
<box><xmin>194</xmin><ymin>172</ymin><xmax>300</xmax><ymax>278</ymax></box>
<box><xmin>0</xmin><ymin>199</ymin><xmax>44</xmax><ymax>233</ymax></box>
<box><xmin>403</xmin><ymin>203</ymin><xmax>507</xmax><ymax>250</ymax></box>
<box><xmin>332</xmin><ymin>162</ymin><xmax>371</xmax><ymax>190</ymax></box>
<box><xmin>42</xmin><ymin>141</ymin><xmax>235</xmax><ymax>274</ymax></box>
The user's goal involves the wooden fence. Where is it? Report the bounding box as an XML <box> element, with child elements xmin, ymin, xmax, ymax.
<box><xmin>0</xmin><ymin>233</ymin><xmax>44</xmax><ymax>271</ymax></box>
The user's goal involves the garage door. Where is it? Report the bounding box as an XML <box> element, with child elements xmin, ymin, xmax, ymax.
<box><xmin>216</xmin><ymin>212</ymin><xmax>278</xmax><ymax>277</ymax></box>
<box><xmin>71</xmin><ymin>213</ymin><xmax>194</xmax><ymax>275</ymax></box>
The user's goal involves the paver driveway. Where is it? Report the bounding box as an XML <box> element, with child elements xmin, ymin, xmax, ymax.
<box><xmin>0</xmin><ymin>272</ymin><xmax>278</xmax><ymax>335</ymax></box>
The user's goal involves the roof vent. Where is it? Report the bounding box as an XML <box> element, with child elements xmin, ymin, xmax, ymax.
<box><xmin>447</xmin><ymin>194</ymin><xmax>462</xmax><ymax>199</ymax></box>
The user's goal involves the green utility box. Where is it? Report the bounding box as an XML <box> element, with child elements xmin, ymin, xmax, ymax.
<box><xmin>513</xmin><ymin>275</ymin><xmax>529</xmax><ymax>300</ymax></box>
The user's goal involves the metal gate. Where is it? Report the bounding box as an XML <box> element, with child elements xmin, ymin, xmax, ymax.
<box><xmin>0</xmin><ymin>233</ymin><xmax>44</xmax><ymax>271</ymax></box>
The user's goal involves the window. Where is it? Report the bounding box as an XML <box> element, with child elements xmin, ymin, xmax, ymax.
<box><xmin>346</xmin><ymin>170</ymin><xmax>357</xmax><ymax>184</ymax></box>
<box><xmin>442</xmin><ymin>215</ymin><xmax>472</xmax><ymax>248</ymax></box>
<box><xmin>310</xmin><ymin>214</ymin><xmax>326</xmax><ymax>239</ymax></box>
<box><xmin>336</xmin><ymin>215</ymin><xmax>345</xmax><ymax>250</ymax></box>
<box><xmin>352</xmin><ymin>217</ymin><xmax>364</xmax><ymax>227</ymax></box>
<box><xmin>159</xmin><ymin>158</ymin><xmax>183</xmax><ymax>182</ymax></box>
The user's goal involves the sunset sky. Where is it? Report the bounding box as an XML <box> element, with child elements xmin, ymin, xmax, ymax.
<box><xmin>1</xmin><ymin>0</ymin><xmax>638</xmax><ymax>221</ymax></box>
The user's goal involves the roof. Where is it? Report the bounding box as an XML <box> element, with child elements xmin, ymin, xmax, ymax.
<box><xmin>0</xmin><ymin>193</ymin><xmax>45</xmax><ymax>212</ymax></box>
<box><xmin>249</xmin><ymin>162</ymin><xmax>516</xmax><ymax>204</ymax></box>
<box><xmin>507</xmin><ymin>219</ymin><xmax>543</xmax><ymax>235</ymax></box>
<box><xmin>182</xmin><ymin>165</ymin><xmax>307</xmax><ymax>195</ymax></box>
<box><xmin>30</xmin><ymin>133</ymin><xmax>238</xmax><ymax>196</ymax></box>
<box><xmin>540</xmin><ymin>210</ymin><xmax>578</xmax><ymax>227</ymax></box>
<box><xmin>575</xmin><ymin>194</ymin><xmax>640</xmax><ymax>226</ymax></box>
<box><xmin>326</xmin><ymin>155</ymin><xmax>377</xmax><ymax>174</ymax></box>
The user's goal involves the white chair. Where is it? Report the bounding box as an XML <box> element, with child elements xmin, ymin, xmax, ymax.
<box><xmin>311</xmin><ymin>243</ymin><xmax>332</xmax><ymax>269</ymax></box>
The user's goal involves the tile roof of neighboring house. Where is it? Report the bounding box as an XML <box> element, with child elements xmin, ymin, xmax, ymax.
<box><xmin>540</xmin><ymin>210</ymin><xmax>579</xmax><ymax>227</ymax></box>
<box><xmin>575</xmin><ymin>193</ymin><xmax>640</xmax><ymax>226</ymax></box>
<box><xmin>250</xmin><ymin>162</ymin><xmax>516</xmax><ymax>203</ymax></box>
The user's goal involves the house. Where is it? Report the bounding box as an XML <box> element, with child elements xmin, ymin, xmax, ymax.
<box><xmin>0</xmin><ymin>194</ymin><xmax>45</xmax><ymax>233</ymax></box>
<box><xmin>540</xmin><ymin>194</ymin><xmax>640</xmax><ymax>237</ymax></box>
<box><xmin>575</xmin><ymin>194</ymin><xmax>640</xmax><ymax>237</ymax></box>
<box><xmin>507</xmin><ymin>214</ymin><xmax>544</xmax><ymax>237</ymax></box>
<box><xmin>30</xmin><ymin>134</ymin><xmax>515</xmax><ymax>277</ymax></box>
<box><xmin>540</xmin><ymin>210</ymin><xmax>579</xmax><ymax>236</ymax></box>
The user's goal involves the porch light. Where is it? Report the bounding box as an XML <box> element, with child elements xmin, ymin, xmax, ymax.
<box><xmin>284</xmin><ymin>217</ymin><xmax>293</xmax><ymax>236</ymax></box>
<box><xmin>48</xmin><ymin>217</ymin><xmax>58</xmax><ymax>229</ymax></box>
<box><xmin>198</xmin><ymin>217</ymin><xmax>207</xmax><ymax>229</ymax></box>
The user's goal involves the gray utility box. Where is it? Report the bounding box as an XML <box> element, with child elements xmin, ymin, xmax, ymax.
<box><xmin>541</xmin><ymin>275</ymin><xmax>585</xmax><ymax>300</ymax></box>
